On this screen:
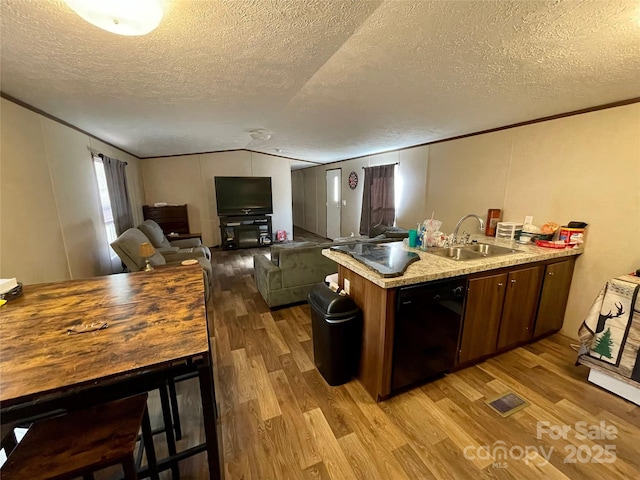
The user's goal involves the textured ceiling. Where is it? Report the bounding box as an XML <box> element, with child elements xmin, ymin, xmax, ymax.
<box><xmin>1</xmin><ymin>0</ymin><xmax>639</xmax><ymax>163</ymax></box>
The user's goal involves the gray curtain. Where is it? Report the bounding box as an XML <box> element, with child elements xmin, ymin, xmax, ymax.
<box><xmin>359</xmin><ymin>164</ymin><xmax>395</xmax><ymax>236</ymax></box>
<box><xmin>101</xmin><ymin>155</ymin><xmax>134</xmax><ymax>236</ymax></box>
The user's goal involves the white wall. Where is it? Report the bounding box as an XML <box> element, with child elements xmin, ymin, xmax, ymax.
<box><xmin>0</xmin><ymin>98</ymin><xmax>145</xmax><ymax>284</ymax></box>
<box><xmin>141</xmin><ymin>151</ymin><xmax>293</xmax><ymax>246</ymax></box>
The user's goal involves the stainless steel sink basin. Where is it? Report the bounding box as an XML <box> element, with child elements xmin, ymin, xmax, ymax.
<box><xmin>428</xmin><ymin>246</ymin><xmax>484</xmax><ymax>261</ymax></box>
<box><xmin>427</xmin><ymin>243</ymin><xmax>521</xmax><ymax>261</ymax></box>
<box><xmin>464</xmin><ymin>243</ymin><xmax>521</xmax><ymax>256</ymax></box>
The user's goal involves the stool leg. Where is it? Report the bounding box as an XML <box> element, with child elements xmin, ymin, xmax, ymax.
<box><xmin>168</xmin><ymin>378</ymin><xmax>182</xmax><ymax>440</ymax></box>
<box><xmin>141</xmin><ymin>407</ymin><xmax>159</xmax><ymax>480</ymax></box>
<box><xmin>159</xmin><ymin>385</ymin><xmax>180</xmax><ymax>479</ymax></box>
<box><xmin>1</xmin><ymin>429</ymin><xmax>18</xmax><ymax>456</ymax></box>
<box><xmin>122</xmin><ymin>454</ymin><xmax>138</xmax><ymax>480</ymax></box>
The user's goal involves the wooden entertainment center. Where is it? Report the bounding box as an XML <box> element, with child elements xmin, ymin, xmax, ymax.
<box><xmin>219</xmin><ymin>215</ymin><xmax>272</xmax><ymax>250</ymax></box>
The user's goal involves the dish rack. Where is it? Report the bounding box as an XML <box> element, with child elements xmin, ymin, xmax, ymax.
<box><xmin>496</xmin><ymin>222</ymin><xmax>523</xmax><ymax>240</ymax></box>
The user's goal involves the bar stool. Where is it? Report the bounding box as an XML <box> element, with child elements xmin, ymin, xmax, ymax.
<box><xmin>1</xmin><ymin>393</ymin><xmax>158</xmax><ymax>480</ymax></box>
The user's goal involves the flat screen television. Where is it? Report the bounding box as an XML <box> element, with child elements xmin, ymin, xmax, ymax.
<box><xmin>214</xmin><ymin>176</ymin><xmax>273</xmax><ymax>216</ymax></box>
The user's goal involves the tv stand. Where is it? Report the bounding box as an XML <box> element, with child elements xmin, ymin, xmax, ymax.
<box><xmin>219</xmin><ymin>215</ymin><xmax>272</xmax><ymax>250</ymax></box>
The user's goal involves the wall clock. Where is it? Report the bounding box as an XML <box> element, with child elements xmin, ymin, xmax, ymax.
<box><xmin>348</xmin><ymin>171</ymin><xmax>358</xmax><ymax>189</ymax></box>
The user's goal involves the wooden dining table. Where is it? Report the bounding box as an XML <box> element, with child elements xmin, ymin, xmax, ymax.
<box><xmin>0</xmin><ymin>264</ymin><xmax>222</xmax><ymax>479</ymax></box>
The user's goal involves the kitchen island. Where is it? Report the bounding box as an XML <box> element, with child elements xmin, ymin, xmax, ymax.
<box><xmin>323</xmin><ymin>237</ymin><xmax>583</xmax><ymax>401</ymax></box>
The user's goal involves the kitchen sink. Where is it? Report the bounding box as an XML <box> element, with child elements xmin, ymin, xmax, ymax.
<box><xmin>427</xmin><ymin>243</ymin><xmax>521</xmax><ymax>261</ymax></box>
<box><xmin>464</xmin><ymin>243</ymin><xmax>521</xmax><ymax>256</ymax></box>
<box><xmin>428</xmin><ymin>247</ymin><xmax>484</xmax><ymax>261</ymax></box>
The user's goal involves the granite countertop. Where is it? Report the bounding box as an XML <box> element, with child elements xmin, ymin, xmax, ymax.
<box><xmin>322</xmin><ymin>235</ymin><xmax>584</xmax><ymax>289</ymax></box>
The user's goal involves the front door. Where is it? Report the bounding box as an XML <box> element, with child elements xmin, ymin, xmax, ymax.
<box><xmin>326</xmin><ymin>169</ymin><xmax>341</xmax><ymax>240</ymax></box>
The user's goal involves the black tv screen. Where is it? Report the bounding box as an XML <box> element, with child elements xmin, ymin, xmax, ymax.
<box><xmin>215</xmin><ymin>176</ymin><xmax>273</xmax><ymax>216</ymax></box>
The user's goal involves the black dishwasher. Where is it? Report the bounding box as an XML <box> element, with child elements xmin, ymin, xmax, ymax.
<box><xmin>391</xmin><ymin>276</ymin><xmax>466</xmax><ymax>391</ymax></box>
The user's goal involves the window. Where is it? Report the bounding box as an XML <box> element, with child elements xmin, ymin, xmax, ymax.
<box><xmin>93</xmin><ymin>156</ymin><xmax>117</xmax><ymax>245</ymax></box>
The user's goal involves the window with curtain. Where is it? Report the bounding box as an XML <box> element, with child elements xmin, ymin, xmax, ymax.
<box><xmin>359</xmin><ymin>164</ymin><xmax>396</xmax><ymax>236</ymax></box>
<box><xmin>93</xmin><ymin>157</ymin><xmax>118</xmax><ymax>245</ymax></box>
<box><xmin>97</xmin><ymin>154</ymin><xmax>134</xmax><ymax>237</ymax></box>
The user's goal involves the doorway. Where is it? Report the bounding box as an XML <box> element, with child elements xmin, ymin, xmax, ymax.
<box><xmin>326</xmin><ymin>169</ymin><xmax>341</xmax><ymax>240</ymax></box>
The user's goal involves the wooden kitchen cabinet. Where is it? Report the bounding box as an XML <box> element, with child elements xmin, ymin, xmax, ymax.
<box><xmin>497</xmin><ymin>265</ymin><xmax>543</xmax><ymax>350</ymax></box>
<box><xmin>533</xmin><ymin>257</ymin><xmax>576</xmax><ymax>338</ymax></box>
<box><xmin>459</xmin><ymin>273</ymin><xmax>507</xmax><ymax>364</ymax></box>
<box><xmin>337</xmin><ymin>252</ymin><xmax>579</xmax><ymax>401</ymax></box>
<box><xmin>459</xmin><ymin>265</ymin><xmax>542</xmax><ymax>364</ymax></box>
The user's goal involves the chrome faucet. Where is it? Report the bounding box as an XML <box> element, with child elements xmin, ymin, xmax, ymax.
<box><xmin>452</xmin><ymin>214</ymin><xmax>485</xmax><ymax>245</ymax></box>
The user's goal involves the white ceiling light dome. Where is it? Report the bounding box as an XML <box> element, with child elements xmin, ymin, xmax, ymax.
<box><xmin>64</xmin><ymin>0</ymin><xmax>164</xmax><ymax>36</ymax></box>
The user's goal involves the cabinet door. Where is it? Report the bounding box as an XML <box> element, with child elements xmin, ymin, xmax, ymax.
<box><xmin>533</xmin><ymin>259</ymin><xmax>576</xmax><ymax>338</ymax></box>
<box><xmin>459</xmin><ymin>273</ymin><xmax>507</xmax><ymax>365</ymax></box>
<box><xmin>497</xmin><ymin>266</ymin><xmax>542</xmax><ymax>350</ymax></box>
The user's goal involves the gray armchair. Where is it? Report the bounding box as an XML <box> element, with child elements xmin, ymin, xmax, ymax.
<box><xmin>137</xmin><ymin>219</ymin><xmax>211</xmax><ymax>261</ymax></box>
<box><xmin>110</xmin><ymin>228</ymin><xmax>212</xmax><ymax>301</ymax></box>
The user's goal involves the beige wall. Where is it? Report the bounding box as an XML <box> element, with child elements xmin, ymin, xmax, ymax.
<box><xmin>427</xmin><ymin>131</ymin><xmax>512</xmax><ymax>233</ymax></box>
<box><xmin>292</xmin><ymin>169</ymin><xmax>305</xmax><ymax>228</ymax></box>
<box><xmin>141</xmin><ymin>150</ymin><xmax>293</xmax><ymax>246</ymax></box>
<box><xmin>296</xmin><ymin>104</ymin><xmax>640</xmax><ymax>339</ymax></box>
<box><xmin>0</xmin><ymin>98</ymin><xmax>145</xmax><ymax>284</ymax></box>
<box><xmin>293</xmin><ymin>148</ymin><xmax>428</xmax><ymax>237</ymax></box>
<box><xmin>302</xmin><ymin>168</ymin><xmax>318</xmax><ymax>235</ymax></box>
<box><xmin>315</xmin><ymin>164</ymin><xmax>329</xmax><ymax>237</ymax></box>
<box><xmin>396</xmin><ymin>146</ymin><xmax>428</xmax><ymax>229</ymax></box>
<box><xmin>424</xmin><ymin>104</ymin><xmax>640</xmax><ymax>338</ymax></box>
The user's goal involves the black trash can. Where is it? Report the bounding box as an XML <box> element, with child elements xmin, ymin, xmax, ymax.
<box><xmin>308</xmin><ymin>284</ymin><xmax>362</xmax><ymax>386</ymax></box>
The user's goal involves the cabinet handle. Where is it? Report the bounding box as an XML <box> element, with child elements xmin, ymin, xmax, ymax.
<box><xmin>511</xmin><ymin>279</ymin><xmax>516</xmax><ymax>284</ymax></box>
<box><xmin>548</xmin><ymin>271</ymin><xmax>555</xmax><ymax>276</ymax></box>
<box><xmin>497</xmin><ymin>282</ymin><xmax>504</xmax><ymax>288</ymax></box>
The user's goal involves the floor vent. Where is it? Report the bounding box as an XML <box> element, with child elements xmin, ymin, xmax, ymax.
<box><xmin>485</xmin><ymin>391</ymin><xmax>529</xmax><ymax>417</ymax></box>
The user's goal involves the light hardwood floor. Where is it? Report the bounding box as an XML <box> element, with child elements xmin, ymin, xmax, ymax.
<box><xmin>154</xmin><ymin>247</ymin><xmax>640</xmax><ymax>478</ymax></box>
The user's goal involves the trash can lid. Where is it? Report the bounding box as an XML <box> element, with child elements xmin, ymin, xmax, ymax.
<box><xmin>308</xmin><ymin>283</ymin><xmax>360</xmax><ymax>318</ymax></box>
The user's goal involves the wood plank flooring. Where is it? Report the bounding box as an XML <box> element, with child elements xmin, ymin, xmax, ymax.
<box><xmin>117</xmin><ymin>246</ymin><xmax>640</xmax><ymax>479</ymax></box>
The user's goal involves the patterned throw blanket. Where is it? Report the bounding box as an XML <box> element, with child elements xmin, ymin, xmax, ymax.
<box><xmin>578</xmin><ymin>275</ymin><xmax>640</xmax><ymax>382</ymax></box>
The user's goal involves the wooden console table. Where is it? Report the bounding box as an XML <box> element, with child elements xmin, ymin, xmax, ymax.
<box><xmin>0</xmin><ymin>265</ymin><xmax>222</xmax><ymax>479</ymax></box>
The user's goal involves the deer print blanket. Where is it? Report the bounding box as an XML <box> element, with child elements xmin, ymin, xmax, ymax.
<box><xmin>578</xmin><ymin>275</ymin><xmax>640</xmax><ymax>383</ymax></box>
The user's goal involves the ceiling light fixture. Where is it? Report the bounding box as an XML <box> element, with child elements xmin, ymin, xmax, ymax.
<box><xmin>64</xmin><ymin>0</ymin><xmax>164</xmax><ymax>36</ymax></box>
<box><xmin>248</xmin><ymin>129</ymin><xmax>272</xmax><ymax>141</ymax></box>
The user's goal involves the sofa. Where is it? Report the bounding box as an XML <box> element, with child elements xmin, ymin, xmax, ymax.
<box><xmin>253</xmin><ymin>242</ymin><xmax>339</xmax><ymax>308</ymax></box>
<box><xmin>110</xmin><ymin>227</ymin><xmax>212</xmax><ymax>301</ymax></box>
<box><xmin>253</xmin><ymin>226</ymin><xmax>408</xmax><ymax>308</ymax></box>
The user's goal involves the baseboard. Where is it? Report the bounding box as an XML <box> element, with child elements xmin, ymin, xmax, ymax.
<box><xmin>587</xmin><ymin>369</ymin><xmax>640</xmax><ymax>406</ymax></box>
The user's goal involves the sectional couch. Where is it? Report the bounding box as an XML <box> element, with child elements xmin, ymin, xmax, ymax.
<box><xmin>253</xmin><ymin>226</ymin><xmax>408</xmax><ymax>308</ymax></box>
